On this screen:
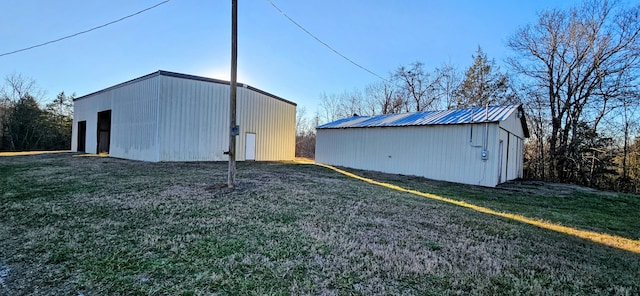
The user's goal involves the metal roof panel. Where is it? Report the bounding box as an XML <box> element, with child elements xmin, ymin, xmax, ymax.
<box><xmin>317</xmin><ymin>105</ymin><xmax>520</xmax><ymax>129</ymax></box>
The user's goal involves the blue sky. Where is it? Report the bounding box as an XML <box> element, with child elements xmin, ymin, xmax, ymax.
<box><xmin>0</xmin><ymin>0</ymin><xmax>581</xmax><ymax>113</ymax></box>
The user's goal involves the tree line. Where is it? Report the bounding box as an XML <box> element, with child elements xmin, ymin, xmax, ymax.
<box><xmin>297</xmin><ymin>46</ymin><xmax>519</xmax><ymax>158</ymax></box>
<box><xmin>314</xmin><ymin>47</ymin><xmax>518</xmax><ymax>125</ymax></box>
<box><xmin>0</xmin><ymin>74</ymin><xmax>74</xmax><ymax>151</ymax></box>
<box><xmin>298</xmin><ymin>0</ymin><xmax>640</xmax><ymax>193</ymax></box>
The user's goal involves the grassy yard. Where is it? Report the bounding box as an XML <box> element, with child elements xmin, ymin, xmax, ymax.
<box><xmin>0</xmin><ymin>153</ymin><xmax>639</xmax><ymax>295</ymax></box>
<box><xmin>353</xmin><ymin>169</ymin><xmax>640</xmax><ymax>241</ymax></box>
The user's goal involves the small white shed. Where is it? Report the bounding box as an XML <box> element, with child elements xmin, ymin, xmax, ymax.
<box><xmin>72</xmin><ymin>70</ymin><xmax>296</xmax><ymax>162</ymax></box>
<box><xmin>315</xmin><ymin>105</ymin><xmax>529</xmax><ymax>187</ymax></box>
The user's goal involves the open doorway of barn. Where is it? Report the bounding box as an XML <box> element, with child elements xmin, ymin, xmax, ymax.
<box><xmin>97</xmin><ymin>110</ymin><xmax>111</xmax><ymax>154</ymax></box>
<box><xmin>77</xmin><ymin>121</ymin><xmax>86</xmax><ymax>152</ymax></box>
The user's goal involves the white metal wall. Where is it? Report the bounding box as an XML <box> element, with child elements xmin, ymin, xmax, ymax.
<box><xmin>71</xmin><ymin>100</ymin><xmax>93</xmax><ymax>152</ymax></box>
<box><xmin>157</xmin><ymin>76</ymin><xmax>229</xmax><ymax>161</ymax></box>
<box><xmin>499</xmin><ymin>111</ymin><xmax>525</xmax><ymax>181</ymax></box>
<box><xmin>316</xmin><ymin>108</ymin><xmax>527</xmax><ymax>187</ymax></box>
<box><xmin>316</xmin><ymin>123</ymin><xmax>502</xmax><ymax>187</ymax></box>
<box><xmin>73</xmin><ymin>73</ymin><xmax>295</xmax><ymax>162</ymax></box>
<box><xmin>236</xmin><ymin>87</ymin><xmax>295</xmax><ymax>161</ymax></box>
<box><xmin>499</xmin><ymin>110</ymin><xmax>525</xmax><ymax>138</ymax></box>
<box><xmin>72</xmin><ymin>76</ymin><xmax>161</xmax><ymax>161</ymax></box>
<box><xmin>156</xmin><ymin>75</ymin><xmax>295</xmax><ymax>161</ymax></box>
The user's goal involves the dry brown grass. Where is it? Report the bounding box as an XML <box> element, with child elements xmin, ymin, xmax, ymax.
<box><xmin>0</xmin><ymin>153</ymin><xmax>639</xmax><ymax>295</ymax></box>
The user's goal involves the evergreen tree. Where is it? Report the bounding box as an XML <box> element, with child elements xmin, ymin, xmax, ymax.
<box><xmin>3</xmin><ymin>94</ymin><xmax>46</xmax><ymax>150</ymax></box>
<box><xmin>455</xmin><ymin>47</ymin><xmax>517</xmax><ymax>108</ymax></box>
<box><xmin>44</xmin><ymin>92</ymin><xmax>74</xmax><ymax>149</ymax></box>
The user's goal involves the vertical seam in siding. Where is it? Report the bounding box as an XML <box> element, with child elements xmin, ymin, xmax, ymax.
<box><xmin>156</xmin><ymin>76</ymin><xmax>161</xmax><ymax>161</ymax></box>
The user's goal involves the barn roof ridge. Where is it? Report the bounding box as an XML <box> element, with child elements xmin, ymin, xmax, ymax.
<box><xmin>73</xmin><ymin>70</ymin><xmax>296</xmax><ymax>106</ymax></box>
<box><xmin>317</xmin><ymin>104</ymin><xmax>529</xmax><ymax>137</ymax></box>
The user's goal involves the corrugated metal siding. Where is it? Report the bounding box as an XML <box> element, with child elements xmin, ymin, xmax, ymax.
<box><xmin>498</xmin><ymin>110</ymin><xmax>525</xmax><ymax>139</ymax></box>
<box><xmin>157</xmin><ymin>76</ymin><xmax>295</xmax><ymax>161</ymax></box>
<box><xmin>73</xmin><ymin>71</ymin><xmax>295</xmax><ymax>162</ymax></box>
<box><xmin>498</xmin><ymin>129</ymin><xmax>508</xmax><ymax>183</ymax></box>
<box><xmin>498</xmin><ymin>110</ymin><xmax>525</xmax><ymax>182</ymax></box>
<box><xmin>497</xmin><ymin>128</ymin><xmax>522</xmax><ymax>183</ymax></box>
<box><xmin>507</xmin><ymin>133</ymin><xmax>520</xmax><ymax>180</ymax></box>
<box><xmin>72</xmin><ymin>76</ymin><xmax>160</xmax><ymax>161</ymax></box>
<box><xmin>237</xmin><ymin>87</ymin><xmax>295</xmax><ymax>161</ymax></box>
<box><xmin>318</xmin><ymin>105</ymin><xmax>519</xmax><ymax>129</ymax></box>
<box><xmin>72</xmin><ymin>100</ymin><xmax>95</xmax><ymax>152</ymax></box>
<box><xmin>110</xmin><ymin>77</ymin><xmax>160</xmax><ymax>161</ymax></box>
<box><xmin>158</xmin><ymin>76</ymin><xmax>229</xmax><ymax>161</ymax></box>
<box><xmin>316</xmin><ymin>105</ymin><xmax>528</xmax><ymax>187</ymax></box>
<box><xmin>316</xmin><ymin>123</ymin><xmax>500</xmax><ymax>187</ymax></box>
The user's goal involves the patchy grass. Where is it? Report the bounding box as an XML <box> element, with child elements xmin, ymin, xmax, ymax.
<box><xmin>352</xmin><ymin>169</ymin><xmax>640</xmax><ymax>240</ymax></box>
<box><xmin>0</xmin><ymin>153</ymin><xmax>639</xmax><ymax>295</ymax></box>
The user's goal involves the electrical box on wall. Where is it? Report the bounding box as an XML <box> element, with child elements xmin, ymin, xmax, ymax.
<box><xmin>481</xmin><ymin>149</ymin><xmax>489</xmax><ymax>160</ymax></box>
<box><xmin>231</xmin><ymin>125</ymin><xmax>240</xmax><ymax>136</ymax></box>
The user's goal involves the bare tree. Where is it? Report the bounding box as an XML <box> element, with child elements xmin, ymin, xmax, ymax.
<box><xmin>296</xmin><ymin>106</ymin><xmax>311</xmax><ymax>136</ymax></box>
<box><xmin>433</xmin><ymin>62</ymin><xmax>462</xmax><ymax>110</ymax></box>
<box><xmin>1</xmin><ymin>73</ymin><xmax>44</xmax><ymax>104</ymax></box>
<box><xmin>628</xmin><ymin>137</ymin><xmax>640</xmax><ymax>192</ymax></box>
<box><xmin>317</xmin><ymin>89</ymin><xmax>377</xmax><ymax>124</ymax></box>
<box><xmin>393</xmin><ymin>62</ymin><xmax>438</xmax><ymax>112</ymax></box>
<box><xmin>365</xmin><ymin>81</ymin><xmax>404</xmax><ymax>114</ymax></box>
<box><xmin>1</xmin><ymin>73</ymin><xmax>45</xmax><ymax>150</ymax></box>
<box><xmin>317</xmin><ymin>92</ymin><xmax>343</xmax><ymax>124</ymax></box>
<box><xmin>295</xmin><ymin>106</ymin><xmax>316</xmax><ymax>158</ymax></box>
<box><xmin>1</xmin><ymin>74</ymin><xmax>75</xmax><ymax>151</ymax></box>
<box><xmin>522</xmin><ymin>87</ymin><xmax>552</xmax><ymax>180</ymax></box>
<box><xmin>338</xmin><ymin>89</ymin><xmax>373</xmax><ymax>117</ymax></box>
<box><xmin>617</xmin><ymin>92</ymin><xmax>640</xmax><ymax>181</ymax></box>
<box><xmin>508</xmin><ymin>0</ymin><xmax>640</xmax><ymax>181</ymax></box>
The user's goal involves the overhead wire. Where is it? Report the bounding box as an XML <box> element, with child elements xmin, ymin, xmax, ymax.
<box><xmin>264</xmin><ymin>0</ymin><xmax>638</xmax><ymax>116</ymax></box>
<box><xmin>265</xmin><ymin>0</ymin><xmax>392</xmax><ymax>84</ymax></box>
<box><xmin>0</xmin><ymin>0</ymin><xmax>171</xmax><ymax>58</ymax></box>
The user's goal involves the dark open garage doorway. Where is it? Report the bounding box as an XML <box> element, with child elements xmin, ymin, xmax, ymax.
<box><xmin>77</xmin><ymin>121</ymin><xmax>86</xmax><ymax>152</ymax></box>
<box><xmin>97</xmin><ymin>110</ymin><xmax>111</xmax><ymax>154</ymax></box>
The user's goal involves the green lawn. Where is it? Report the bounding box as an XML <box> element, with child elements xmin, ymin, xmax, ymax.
<box><xmin>353</xmin><ymin>169</ymin><xmax>640</xmax><ymax>240</ymax></box>
<box><xmin>0</xmin><ymin>153</ymin><xmax>639</xmax><ymax>295</ymax></box>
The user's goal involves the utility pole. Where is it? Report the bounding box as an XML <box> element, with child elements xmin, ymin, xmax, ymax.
<box><xmin>228</xmin><ymin>0</ymin><xmax>238</xmax><ymax>188</ymax></box>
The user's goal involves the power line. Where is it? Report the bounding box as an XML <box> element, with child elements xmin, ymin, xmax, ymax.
<box><xmin>265</xmin><ymin>0</ymin><xmax>391</xmax><ymax>84</ymax></box>
<box><xmin>0</xmin><ymin>0</ymin><xmax>171</xmax><ymax>58</ymax></box>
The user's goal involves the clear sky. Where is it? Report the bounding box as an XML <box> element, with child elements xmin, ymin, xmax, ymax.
<box><xmin>0</xmin><ymin>0</ymin><xmax>582</xmax><ymax>114</ymax></box>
